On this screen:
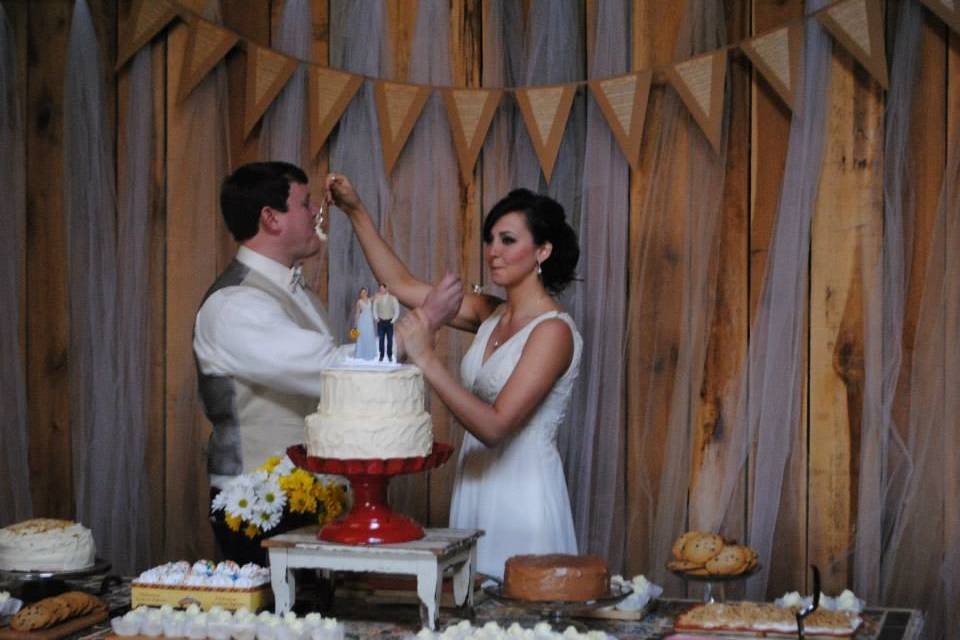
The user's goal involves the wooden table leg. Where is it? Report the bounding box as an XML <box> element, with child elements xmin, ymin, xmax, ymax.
<box><xmin>416</xmin><ymin>559</ymin><xmax>443</xmax><ymax>630</ymax></box>
<box><xmin>451</xmin><ymin>546</ymin><xmax>476</xmax><ymax>612</ymax></box>
<box><xmin>269</xmin><ymin>549</ymin><xmax>296</xmax><ymax>614</ymax></box>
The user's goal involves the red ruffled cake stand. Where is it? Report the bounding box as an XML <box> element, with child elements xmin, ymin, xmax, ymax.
<box><xmin>287</xmin><ymin>443</ymin><xmax>453</xmax><ymax>545</ymax></box>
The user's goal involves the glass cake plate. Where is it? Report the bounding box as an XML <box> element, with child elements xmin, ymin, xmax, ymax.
<box><xmin>0</xmin><ymin>558</ymin><xmax>110</xmax><ymax>582</ymax></box>
<box><xmin>0</xmin><ymin>558</ymin><xmax>112</xmax><ymax>602</ymax></box>
<box><xmin>669</xmin><ymin>563</ymin><xmax>760</xmax><ymax>603</ymax></box>
<box><xmin>483</xmin><ymin>582</ymin><xmax>633</xmax><ymax>631</ymax></box>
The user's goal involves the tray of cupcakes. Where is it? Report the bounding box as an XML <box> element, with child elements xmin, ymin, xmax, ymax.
<box><xmin>130</xmin><ymin>561</ymin><xmax>272</xmax><ymax>612</ymax></box>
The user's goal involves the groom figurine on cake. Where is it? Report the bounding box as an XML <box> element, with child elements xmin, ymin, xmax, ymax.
<box><xmin>193</xmin><ymin>162</ymin><xmax>461</xmax><ymax>556</ymax></box>
<box><xmin>373</xmin><ymin>283</ymin><xmax>400</xmax><ymax>362</ymax></box>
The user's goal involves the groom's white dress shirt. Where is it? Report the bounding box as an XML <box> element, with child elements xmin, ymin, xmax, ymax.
<box><xmin>194</xmin><ymin>246</ymin><xmax>350</xmax><ymax>488</ymax></box>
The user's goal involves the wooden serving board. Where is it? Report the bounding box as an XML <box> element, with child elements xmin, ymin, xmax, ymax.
<box><xmin>573</xmin><ymin>605</ymin><xmax>651</xmax><ymax>621</ymax></box>
<box><xmin>0</xmin><ymin>609</ymin><xmax>108</xmax><ymax>640</ymax></box>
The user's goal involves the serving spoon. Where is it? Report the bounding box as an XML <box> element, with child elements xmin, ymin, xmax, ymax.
<box><xmin>796</xmin><ymin>564</ymin><xmax>821</xmax><ymax>640</ymax></box>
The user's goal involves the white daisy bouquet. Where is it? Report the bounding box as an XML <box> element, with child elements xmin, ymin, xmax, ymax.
<box><xmin>211</xmin><ymin>455</ymin><xmax>348</xmax><ymax>539</ymax></box>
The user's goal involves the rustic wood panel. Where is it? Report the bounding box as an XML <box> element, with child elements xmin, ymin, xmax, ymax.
<box><xmin>25</xmin><ymin>0</ymin><xmax>73</xmax><ymax>519</ymax></box>
<box><xmin>895</xmin><ymin>1</ymin><xmax>948</xmax><ymax>447</ymax></box>
<box><xmin>164</xmin><ymin>18</ymin><xmax>219</xmax><ymax>562</ymax></box>
<box><xmin>748</xmin><ymin>0</ymin><xmax>807</xmax><ymax>598</ymax></box>
<box><xmin>304</xmin><ymin>0</ymin><xmax>330</xmax><ymax>305</ymax></box>
<box><xmin>116</xmin><ymin>0</ymin><xmax>171</xmax><ymax>568</ymax></box>
<box><xmin>148</xmin><ymin>35</ymin><xmax>169</xmax><ymax>567</ymax></box>
<box><xmin>808</xmin><ymin>49</ymin><xmax>884</xmax><ymax>593</ymax></box>
<box><xmin>382</xmin><ymin>0</ymin><xmax>429</xmax><ymax>527</ymax></box>
<box><xmin>624</xmin><ymin>0</ymin><xmax>687</xmax><ymax>579</ymax></box>
<box><xmin>386</xmin><ymin>0</ymin><xmax>417</xmax><ymax>83</ymax></box>
<box><xmin>8</xmin><ymin>0</ymin><xmax>27</xmax><ymax>488</ymax></box>
<box><xmin>944</xmin><ymin>21</ymin><xmax>960</xmax><ymax>612</ymax></box>
<box><xmin>687</xmin><ymin>0</ymin><xmax>750</xmax><ymax>601</ymax></box>
<box><xmin>428</xmin><ymin>0</ymin><xmax>483</xmax><ymax>528</ymax></box>
<box><xmin>223</xmin><ymin>0</ymin><xmax>269</xmax><ymax>171</ymax></box>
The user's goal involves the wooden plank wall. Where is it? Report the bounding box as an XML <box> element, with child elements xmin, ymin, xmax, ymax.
<box><xmin>6</xmin><ymin>0</ymin><xmax>958</xmax><ymax>597</ymax></box>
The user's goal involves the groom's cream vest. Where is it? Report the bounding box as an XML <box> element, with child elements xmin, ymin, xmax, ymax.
<box><xmin>196</xmin><ymin>260</ymin><xmax>322</xmax><ymax>479</ymax></box>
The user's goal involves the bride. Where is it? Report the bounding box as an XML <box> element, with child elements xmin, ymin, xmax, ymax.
<box><xmin>327</xmin><ymin>175</ymin><xmax>582</xmax><ymax>579</ymax></box>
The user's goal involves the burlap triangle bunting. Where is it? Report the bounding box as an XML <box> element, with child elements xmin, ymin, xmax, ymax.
<box><xmin>740</xmin><ymin>24</ymin><xmax>803</xmax><ymax>112</ymax></box>
<box><xmin>514</xmin><ymin>84</ymin><xmax>577</xmax><ymax>182</ymax></box>
<box><xmin>308</xmin><ymin>67</ymin><xmax>363</xmax><ymax>158</ymax></box>
<box><xmin>816</xmin><ymin>0</ymin><xmax>888</xmax><ymax>89</ymax></box>
<box><xmin>919</xmin><ymin>0</ymin><xmax>960</xmax><ymax>36</ymax></box>
<box><xmin>441</xmin><ymin>88</ymin><xmax>502</xmax><ymax>183</ymax></box>
<box><xmin>243</xmin><ymin>44</ymin><xmax>300</xmax><ymax>137</ymax></box>
<box><xmin>666</xmin><ymin>49</ymin><xmax>727</xmax><ymax>152</ymax></box>
<box><xmin>374</xmin><ymin>81</ymin><xmax>431</xmax><ymax>175</ymax></box>
<box><xmin>116</xmin><ymin>0</ymin><xmax>178</xmax><ymax>70</ymax></box>
<box><xmin>588</xmin><ymin>71</ymin><xmax>652</xmax><ymax>171</ymax></box>
<box><xmin>177</xmin><ymin>18</ymin><xmax>238</xmax><ymax>103</ymax></box>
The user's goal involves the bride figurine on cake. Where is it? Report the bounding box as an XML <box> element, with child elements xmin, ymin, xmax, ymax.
<box><xmin>352</xmin><ymin>287</ymin><xmax>378</xmax><ymax>360</ymax></box>
<box><xmin>326</xmin><ymin>175</ymin><xmax>581</xmax><ymax>579</ymax></box>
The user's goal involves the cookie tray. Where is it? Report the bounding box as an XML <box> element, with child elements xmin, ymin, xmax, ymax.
<box><xmin>0</xmin><ymin>609</ymin><xmax>108</xmax><ymax>640</ymax></box>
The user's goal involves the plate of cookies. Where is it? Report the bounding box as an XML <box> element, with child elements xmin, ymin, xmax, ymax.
<box><xmin>0</xmin><ymin>591</ymin><xmax>108</xmax><ymax>640</ymax></box>
<box><xmin>666</xmin><ymin>531</ymin><xmax>759</xmax><ymax>579</ymax></box>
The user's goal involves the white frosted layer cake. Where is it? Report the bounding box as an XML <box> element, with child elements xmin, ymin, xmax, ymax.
<box><xmin>305</xmin><ymin>364</ymin><xmax>433</xmax><ymax>459</ymax></box>
<box><xmin>0</xmin><ymin>518</ymin><xmax>95</xmax><ymax>572</ymax></box>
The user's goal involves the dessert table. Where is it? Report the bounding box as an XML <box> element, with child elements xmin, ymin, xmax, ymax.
<box><xmin>262</xmin><ymin>526</ymin><xmax>482</xmax><ymax>630</ymax></box>
<box><xmin>0</xmin><ymin>568</ymin><xmax>925</xmax><ymax>639</ymax></box>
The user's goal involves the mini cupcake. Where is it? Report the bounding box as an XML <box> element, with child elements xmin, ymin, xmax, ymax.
<box><xmin>162</xmin><ymin>610</ymin><xmax>187</xmax><ymax>638</ymax></box>
<box><xmin>184</xmin><ymin>612</ymin><xmax>209</xmax><ymax>639</ymax></box>
<box><xmin>141</xmin><ymin>608</ymin><xmax>164</xmax><ymax>637</ymax></box>
<box><xmin>231</xmin><ymin>608</ymin><xmax>258</xmax><ymax>640</ymax></box>
<box><xmin>207</xmin><ymin>607</ymin><xmax>234</xmax><ymax>640</ymax></box>
<box><xmin>110</xmin><ymin>613</ymin><xmax>140</xmax><ymax>637</ymax></box>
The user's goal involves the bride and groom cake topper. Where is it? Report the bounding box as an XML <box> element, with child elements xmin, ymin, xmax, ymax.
<box><xmin>352</xmin><ymin>284</ymin><xmax>400</xmax><ymax>363</ymax></box>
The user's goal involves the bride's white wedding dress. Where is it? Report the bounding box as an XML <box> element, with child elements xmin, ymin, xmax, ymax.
<box><xmin>450</xmin><ymin>306</ymin><xmax>582</xmax><ymax>578</ymax></box>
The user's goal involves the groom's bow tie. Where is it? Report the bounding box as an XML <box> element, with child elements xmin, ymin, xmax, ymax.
<box><xmin>289</xmin><ymin>265</ymin><xmax>306</xmax><ymax>292</ymax></box>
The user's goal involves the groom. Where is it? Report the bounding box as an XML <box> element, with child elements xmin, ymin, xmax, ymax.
<box><xmin>194</xmin><ymin>162</ymin><xmax>462</xmax><ymax>558</ymax></box>
<box><xmin>373</xmin><ymin>283</ymin><xmax>400</xmax><ymax>362</ymax></box>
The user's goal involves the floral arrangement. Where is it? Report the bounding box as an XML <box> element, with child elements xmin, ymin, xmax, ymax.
<box><xmin>211</xmin><ymin>455</ymin><xmax>348</xmax><ymax>539</ymax></box>
<box><xmin>349</xmin><ymin>327</ymin><xmax>360</xmax><ymax>340</ymax></box>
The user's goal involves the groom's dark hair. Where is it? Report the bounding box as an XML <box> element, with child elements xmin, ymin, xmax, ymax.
<box><xmin>220</xmin><ymin>161</ymin><xmax>309</xmax><ymax>242</ymax></box>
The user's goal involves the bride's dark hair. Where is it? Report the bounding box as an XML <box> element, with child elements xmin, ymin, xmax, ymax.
<box><xmin>482</xmin><ymin>189</ymin><xmax>580</xmax><ymax>295</ymax></box>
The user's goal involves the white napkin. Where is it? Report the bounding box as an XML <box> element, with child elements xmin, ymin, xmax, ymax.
<box><xmin>0</xmin><ymin>591</ymin><xmax>23</xmax><ymax>616</ymax></box>
<box><xmin>609</xmin><ymin>575</ymin><xmax>664</xmax><ymax>612</ymax></box>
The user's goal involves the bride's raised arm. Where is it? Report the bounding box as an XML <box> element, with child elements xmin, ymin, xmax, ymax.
<box><xmin>326</xmin><ymin>173</ymin><xmax>499</xmax><ymax>333</ymax></box>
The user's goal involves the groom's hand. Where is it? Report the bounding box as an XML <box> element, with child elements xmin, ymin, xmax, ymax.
<box><xmin>421</xmin><ymin>272</ymin><xmax>463</xmax><ymax>332</ymax></box>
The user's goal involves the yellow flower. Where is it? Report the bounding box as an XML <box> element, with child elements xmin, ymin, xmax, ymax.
<box><xmin>258</xmin><ymin>456</ymin><xmax>282</xmax><ymax>473</ymax></box>
<box><xmin>322</xmin><ymin>497</ymin><xmax>343</xmax><ymax>524</ymax></box>
<box><xmin>288</xmin><ymin>489</ymin><xmax>317</xmax><ymax>514</ymax></box>
<box><xmin>280</xmin><ymin>469</ymin><xmax>314</xmax><ymax>492</ymax></box>
<box><xmin>243</xmin><ymin>524</ymin><xmax>260</xmax><ymax>539</ymax></box>
<box><xmin>225</xmin><ymin>514</ymin><xmax>243</xmax><ymax>532</ymax></box>
<box><xmin>349</xmin><ymin>327</ymin><xmax>360</xmax><ymax>341</ymax></box>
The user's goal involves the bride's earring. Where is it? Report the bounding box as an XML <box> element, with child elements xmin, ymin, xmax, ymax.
<box><xmin>535</xmin><ymin>260</ymin><xmax>542</xmax><ymax>276</ymax></box>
